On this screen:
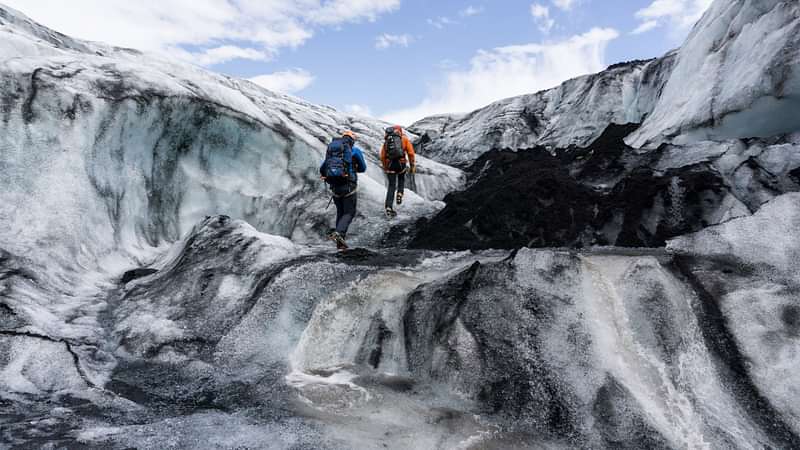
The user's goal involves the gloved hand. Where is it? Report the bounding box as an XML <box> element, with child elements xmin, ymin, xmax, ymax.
<box><xmin>410</xmin><ymin>164</ymin><xmax>417</xmax><ymax>174</ymax></box>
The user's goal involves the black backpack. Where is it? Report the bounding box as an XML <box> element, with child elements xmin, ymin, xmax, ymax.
<box><xmin>385</xmin><ymin>127</ymin><xmax>404</xmax><ymax>160</ymax></box>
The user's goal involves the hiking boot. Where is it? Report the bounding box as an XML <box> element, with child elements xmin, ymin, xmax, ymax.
<box><xmin>396</xmin><ymin>191</ymin><xmax>404</xmax><ymax>205</ymax></box>
<box><xmin>328</xmin><ymin>231</ymin><xmax>348</xmax><ymax>250</ymax></box>
<box><xmin>385</xmin><ymin>207</ymin><xmax>397</xmax><ymax>218</ymax></box>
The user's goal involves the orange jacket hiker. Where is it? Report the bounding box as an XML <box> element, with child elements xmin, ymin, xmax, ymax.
<box><xmin>380</xmin><ymin>125</ymin><xmax>416</xmax><ymax>172</ymax></box>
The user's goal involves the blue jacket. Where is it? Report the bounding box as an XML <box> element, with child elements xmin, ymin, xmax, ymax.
<box><xmin>320</xmin><ymin>142</ymin><xmax>367</xmax><ymax>184</ymax></box>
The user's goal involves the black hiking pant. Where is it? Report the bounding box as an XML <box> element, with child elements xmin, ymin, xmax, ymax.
<box><xmin>333</xmin><ymin>189</ymin><xmax>357</xmax><ymax>237</ymax></box>
<box><xmin>385</xmin><ymin>160</ymin><xmax>406</xmax><ymax>209</ymax></box>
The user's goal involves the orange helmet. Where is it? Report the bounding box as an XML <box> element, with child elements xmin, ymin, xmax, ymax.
<box><xmin>342</xmin><ymin>130</ymin><xmax>356</xmax><ymax>141</ymax></box>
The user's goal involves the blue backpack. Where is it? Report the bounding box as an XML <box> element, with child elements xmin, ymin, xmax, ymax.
<box><xmin>323</xmin><ymin>137</ymin><xmax>354</xmax><ymax>185</ymax></box>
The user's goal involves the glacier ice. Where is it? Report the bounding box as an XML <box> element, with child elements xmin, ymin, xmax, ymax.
<box><xmin>0</xmin><ymin>3</ymin><xmax>464</xmax><ymax>271</ymax></box>
<box><xmin>6</xmin><ymin>215</ymin><xmax>787</xmax><ymax>448</ymax></box>
<box><xmin>0</xmin><ymin>7</ymin><xmax>465</xmax><ymax>447</ymax></box>
<box><xmin>2</xmin><ymin>1</ymin><xmax>800</xmax><ymax>448</ymax></box>
<box><xmin>667</xmin><ymin>192</ymin><xmax>800</xmax><ymax>437</ymax></box>
<box><xmin>410</xmin><ymin>55</ymin><xmax>676</xmax><ymax>166</ymax></box>
<box><xmin>414</xmin><ymin>0</ymin><xmax>800</xmax><ymax>165</ymax></box>
<box><xmin>629</xmin><ymin>0</ymin><xmax>800</xmax><ymax>147</ymax></box>
<box><xmin>4</xmin><ymin>207</ymin><xmax>800</xmax><ymax>448</ymax></box>
<box><xmin>667</xmin><ymin>192</ymin><xmax>800</xmax><ymax>272</ymax></box>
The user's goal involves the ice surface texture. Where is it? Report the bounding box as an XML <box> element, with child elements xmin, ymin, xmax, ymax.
<box><xmin>5</xmin><ymin>214</ymin><xmax>798</xmax><ymax>448</ymax></box>
<box><xmin>667</xmin><ymin>193</ymin><xmax>800</xmax><ymax>442</ymax></box>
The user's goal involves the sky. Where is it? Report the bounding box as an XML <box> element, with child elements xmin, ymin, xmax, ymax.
<box><xmin>5</xmin><ymin>0</ymin><xmax>713</xmax><ymax>125</ymax></box>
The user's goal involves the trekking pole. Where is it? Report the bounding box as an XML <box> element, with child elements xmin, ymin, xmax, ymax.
<box><xmin>319</xmin><ymin>176</ymin><xmax>334</xmax><ymax>209</ymax></box>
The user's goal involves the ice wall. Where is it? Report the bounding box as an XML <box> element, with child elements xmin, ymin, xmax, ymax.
<box><xmin>413</xmin><ymin>0</ymin><xmax>800</xmax><ymax>165</ymax></box>
<box><xmin>410</xmin><ymin>55</ymin><xmax>675</xmax><ymax>166</ymax></box>
<box><xmin>0</xmin><ymin>4</ymin><xmax>463</xmax><ymax>268</ymax></box>
<box><xmin>629</xmin><ymin>0</ymin><xmax>800</xmax><ymax>147</ymax></box>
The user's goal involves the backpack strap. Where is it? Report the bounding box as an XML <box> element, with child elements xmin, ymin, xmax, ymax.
<box><xmin>331</xmin><ymin>185</ymin><xmax>358</xmax><ymax>198</ymax></box>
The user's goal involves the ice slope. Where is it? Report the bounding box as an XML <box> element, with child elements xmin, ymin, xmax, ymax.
<box><xmin>413</xmin><ymin>0</ymin><xmax>800</xmax><ymax>165</ymax></box>
<box><xmin>410</xmin><ymin>56</ymin><xmax>675</xmax><ymax>166</ymax></box>
<box><xmin>1</xmin><ymin>215</ymin><xmax>509</xmax><ymax>448</ymax></box>
<box><xmin>0</xmin><ymin>8</ymin><xmax>463</xmax><ymax>443</ymax></box>
<box><xmin>628</xmin><ymin>0</ymin><xmax>800</xmax><ymax>147</ymax></box>
<box><xmin>4</xmin><ymin>213</ymin><xmax>799</xmax><ymax>448</ymax></box>
<box><xmin>668</xmin><ymin>193</ymin><xmax>800</xmax><ymax>436</ymax></box>
<box><xmin>0</xmin><ymin>3</ymin><xmax>464</xmax><ymax>269</ymax></box>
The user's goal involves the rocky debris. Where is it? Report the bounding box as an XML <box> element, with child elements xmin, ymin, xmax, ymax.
<box><xmin>409</xmin><ymin>124</ymin><xmax>800</xmax><ymax>250</ymax></box>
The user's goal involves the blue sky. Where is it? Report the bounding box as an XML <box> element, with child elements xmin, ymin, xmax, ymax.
<box><xmin>8</xmin><ymin>0</ymin><xmax>712</xmax><ymax>124</ymax></box>
<box><xmin>221</xmin><ymin>1</ymin><xmax>673</xmax><ymax>115</ymax></box>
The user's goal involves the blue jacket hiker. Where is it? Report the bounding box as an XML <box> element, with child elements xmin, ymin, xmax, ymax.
<box><xmin>319</xmin><ymin>130</ymin><xmax>367</xmax><ymax>249</ymax></box>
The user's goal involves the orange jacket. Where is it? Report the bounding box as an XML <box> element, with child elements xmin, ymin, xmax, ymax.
<box><xmin>380</xmin><ymin>133</ymin><xmax>416</xmax><ymax>171</ymax></box>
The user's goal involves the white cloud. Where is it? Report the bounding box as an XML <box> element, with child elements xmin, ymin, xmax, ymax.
<box><xmin>530</xmin><ymin>3</ymin><xmax>555</xmax><ymax>34</ymax></box>
<box><xmin>344</xmin><ymin>104</ymin><xmax>373</xmax><ymax>117</ymax></box>
<box><xmin>430</xmin><ymin>6</ymin><xmax>482</xmax><ymax>28</ymax></box>
<box><xmin>459</xmin><ymin>6</ymin><xmax>484</xmax><ymax>17</ymax></box>
<box><xmin>427</xmin><ymin>17</ymin><xmax>457</xmax><ymax>29</ymax></box>
<box><xmin>382</xmin><ymin>27</ymin><xmax>620</xmax><ymax>126</ymax></box>
<box><xmin>306</xmin><ymin>0</ymin><xmax>400</xmax><ymax>25</ymax></box>
<box><xmin>4</xmin><ymin>0</ymin><xmax>400</xmax><ymax>66</ymax></box>
<box><xmin>530</xmin><ymin>4</ymin><xmax>549</xmax><ymax>18</ymax></box>
<box><xmin>249</xmin><ymin>69</ymin><xmax>315</xmax><ymax>94</ymax></box>
<box><xmin>552</xmin><ymin>0</ymin><xmax>576</xmax><ymax>11</ymax></box>
<box><xmin>191</xmin><ymin>45</ymin><xmax>271</xmax><ymax>66</ymax></box>
<box><xmin>631</xmin><ymin>20</ymin><xmax>660</xmax><ymax>35</ymax></box>
<box><xmin>375</xmin><ymin>33</ymin><xmax>413</xmax><ymax>49</ymax></box>
<box><xmin>634</xmin><ymin>0</ymin><xmax>713</xmax><ymax>37</ymax></box>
